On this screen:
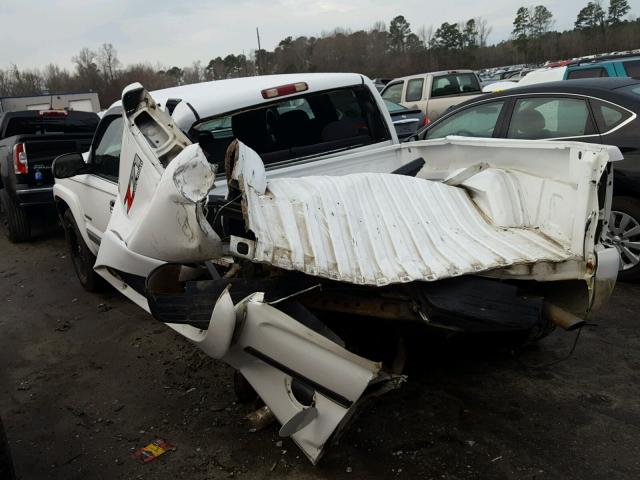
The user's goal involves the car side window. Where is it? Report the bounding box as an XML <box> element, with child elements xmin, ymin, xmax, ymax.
<box><xmin>405</xmin><ymin>79</ymin><xmax>424</xmax><ymax>102</ymax></box>
<box><xmin>92</xmin><ymin>116</ymin><xmax>123</xmax><ymax>181</ymax></box>
<box><xmin>566</xmin><ymin>67</ymin><xmax>609</xmax><ymax>79</ymax></box>
<box><xmin>381</xmin><ymin>82</ymin><xmax>404</xmax><ymax>104</ymax></box>
<box><xmin>424</xmin><ymin>101</ymin><xmax>505</xmax><ymax>140</ymax></box>
<box><xmin>507</xmin><ymin>97</ymin><xmax>592</xmax><ymax>139</ymax></box>
<box><xmin>431</xmin><ymin>73</ymin><xmax>481</xmax><ymax>98</ymax></box>
<box><xmin>591</xmin><ymin>99</ymin><xmax>631</xmax><ymax>132</ymax></box>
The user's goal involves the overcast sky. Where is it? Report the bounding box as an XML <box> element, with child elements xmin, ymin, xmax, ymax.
<box><xmin>1</xmin><ymin>0</ymin><xmax>639</xmax><ymax>70</ymax></box>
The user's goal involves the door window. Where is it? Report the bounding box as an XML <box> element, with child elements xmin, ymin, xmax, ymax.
<box><xmin>566</xmin><ymin>67</ymin><xmax>609</xmax><ymax>79</ymax></box>
<box><xmin>381</xmin><ymin>82</ymin><xmax>404</xmax><ymax>104</ymax></box>
<box><xmin>405</xmin><ymin>79</ymin><xmax>424</xmax><ymax>102</ymax></box>
<box><xmin>623</xmin><ymin>60</ymin><xmax>640</xmax><ymax>78</ymax></box>
<box><xmin>507</xmin><ymin>97</ymin><xmax>592</xmax><ymax>139</ymax></box>
<box><xmin>424</xmin><ymin>101</ymin><xmax>505</xmax><ymax>139</ymax></box>
<box><xmin>92</xmin><ymin>116</ymin><xmax>123</xmax><ymax>181</ymax></box>
<box><xmin>431</xmin><ymin>73</ymin><xmax>481</xmax><ymax>98</ymax></box>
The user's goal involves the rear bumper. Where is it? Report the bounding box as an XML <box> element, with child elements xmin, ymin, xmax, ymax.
<box><xmin>15</xmin><ymin>186</ymin><xmax>54</xmax><ymax>207</ymax></box>
<box><xmin>591</xmin><ymin>245</ymin><xmax>620</xmax><ymax>312</ymax></box>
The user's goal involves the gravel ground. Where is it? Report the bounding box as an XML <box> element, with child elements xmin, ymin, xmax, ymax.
<box><xmin>1</xmin><ymin>227</ymin><xmax>639</xmax><ymax>480</ymax></box>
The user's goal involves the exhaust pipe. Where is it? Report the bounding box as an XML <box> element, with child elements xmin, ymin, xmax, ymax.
<box><xmin>543</xmin><ymin>302</ymin><xmax>586</xmax><ymax>331</ymax></box>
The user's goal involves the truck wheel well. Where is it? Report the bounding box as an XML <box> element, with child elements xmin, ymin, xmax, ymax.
<box><xmin>54</xmin><ymin>198</ymin><xmax>70</xmax><ymax>218</ymax></box>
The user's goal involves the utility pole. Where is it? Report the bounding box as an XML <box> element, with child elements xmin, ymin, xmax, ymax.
<box><xmin>256</xmin><ymin>27</ymin><xmax>262</xmax><ymax>75</ymax></box>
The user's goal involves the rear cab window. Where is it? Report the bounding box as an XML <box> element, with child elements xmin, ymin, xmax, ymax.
<box><xmin>405</xmin><ymin>78</ymin><xmax>424</xmax><ymax>102</ymax></box>
<box><xmin>193</xmin><ymin>85</ymin><xmax>391</xmax><ymax>167</ymax></box>
<box><xmin>2</xmin><ymin>112</ymin><xmax>99</xmax><ymax>138</ymax></box>
<box><xmin>381</xmin><ymin>82</ymin><xmax>404</xmax><ymax>104</ymax></box>
<box><xmin>566</xmin><ymin>67</ymin><xmax>609</xmax><ymax>79</ymax></box>
<box><xmin>431</xmin><ymin>73</ymin><xmax>481</xmax><ymax>98</ymax></box>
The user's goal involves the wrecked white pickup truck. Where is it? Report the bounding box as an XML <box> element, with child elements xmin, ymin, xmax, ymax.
<box><xmin>53</xmin><ymin>78</ymin><xmax>619</xmax><ymax>464</ymax></box>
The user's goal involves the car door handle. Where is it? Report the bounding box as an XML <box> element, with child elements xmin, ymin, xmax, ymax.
<box><xmin>109</xmin><ymin>199</ymin><xmax>115</xmax><ymax>212</ymax></box>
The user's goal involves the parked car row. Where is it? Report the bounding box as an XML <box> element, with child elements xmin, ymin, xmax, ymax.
<box><xmin>483</xmin><ymin>53</ymin><xmax>640</xmax><ymax>93</ymax></box>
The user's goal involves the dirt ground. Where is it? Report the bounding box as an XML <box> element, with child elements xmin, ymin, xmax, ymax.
<box><xmin>1</xmin><ymin>225</ymin><xmax>639</xmax><ymax>480</ymax></box>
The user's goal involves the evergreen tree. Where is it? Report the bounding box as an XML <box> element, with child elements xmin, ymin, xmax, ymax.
<box><xmin>512</xmin><ymin>7</ymin><xmax>530</xmax><ymax>40</ymax></box>
<box><xmin>575</xmin><ymin>1</ymin><xmax>606</xmax><ymax>30</ymax></box>
<box><xmin>530</xmin><ymin>5</ymin><xmax>554</xmax><ymax>37</ymax></box>
<box><xmin>608</xmin><ymin>0</ymin><xmax>630</xmax><ymax>24</ymax></box>
<box><xmin>389</xmin><ymin>16</ymin><xmax>412</xmax><ymax>52</ymax></box>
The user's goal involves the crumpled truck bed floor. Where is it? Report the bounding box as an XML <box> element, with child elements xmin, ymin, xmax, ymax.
<box><xmin>238</xmin><ymin>172</ymin><xmax>574</xmax><ymax>286</ymax></box>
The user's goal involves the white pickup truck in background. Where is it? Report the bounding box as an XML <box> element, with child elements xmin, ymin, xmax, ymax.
<box><xmin>381</xmin><ymin>70</ymin><xmax>484</xmax><ymax>122</ymax></box>
<box><xmin>52</xmin><ymin>76</ymin><xmax>619</xmax><ymax>464</ymax></box>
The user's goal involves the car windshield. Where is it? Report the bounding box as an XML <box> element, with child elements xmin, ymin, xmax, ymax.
<box><xmin>192</xmin><ymin>85</ymin><xmax>391</xmax><ymax>167</ymax></box>
<box><xmin>384</xmin><ymin>100</ymin><xmax>407</xmax><ymax>113</ymax></box>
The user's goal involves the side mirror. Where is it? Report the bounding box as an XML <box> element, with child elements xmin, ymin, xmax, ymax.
<box><xmin>53</xmin><ymin>152</ymin><xmax>90</xmax><ymax>179</ymax></box>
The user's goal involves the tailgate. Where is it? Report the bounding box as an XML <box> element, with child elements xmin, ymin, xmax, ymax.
<box><xmin>20</xmin><ymin>135</ymin><xmax>93</xmax><ymax>186</ymax></box>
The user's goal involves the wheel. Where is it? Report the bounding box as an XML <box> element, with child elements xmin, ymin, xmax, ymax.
<box><xmin>0</xmin><ymin>189</ymin><xmax>31</xmax><ymax>242</ymax></box>
<box><xmin>604</xmin><ymin>196</ymin><xmax>640</xmax><ymax>282</ymax></box>
<box><xmin>62</xmin><ymin>209</ymin><xmax>104</xmax><ymax>292</ymax></box>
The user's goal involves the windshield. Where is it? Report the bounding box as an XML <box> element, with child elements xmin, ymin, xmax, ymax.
<box><xmin>192</xmin><ymin>85</ymin><xmax>391</xmax><ymax>166</ymax></box>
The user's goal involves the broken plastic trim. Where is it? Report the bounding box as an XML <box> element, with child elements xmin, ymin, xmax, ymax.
<box><xmin>243</xmin><ymin>346</ymin><xmax>353</xmax><ymax>409</ymax></box>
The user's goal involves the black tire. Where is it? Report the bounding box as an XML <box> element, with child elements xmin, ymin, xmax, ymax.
<box><xmin>608</xmin><ymin>196</ymin><xmax>640</xmax><ymax>282</ymax></box>
<box><xmin>0</xmin><ymin>189</ymin><xmax>31</xmax><ymax>243</ymax></box>
<box><xmin>0</xmin><ymin>416</ymin><xmax>16</xmax><ymax>480</ymax></box>
<box><xmin>62</xmin><ymin>208</ymin><xmax>104</xmax><ymax>292</ymax></box>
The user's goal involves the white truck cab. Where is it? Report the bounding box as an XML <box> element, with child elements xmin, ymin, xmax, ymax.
<box><xmin>53</xmin><ymin>73</ymin><xmax>399</xmax><ymax>265</ymax></box>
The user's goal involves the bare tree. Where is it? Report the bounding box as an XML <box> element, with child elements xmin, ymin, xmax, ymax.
<box><xmin>476</xmin><ymin>17</ymin><xmax>493</xmax><ymax>47</ymax></box>
<box><xmin>182</xmin><ymin>60</ymin><xmax>205</xmax><ymax>84</ymax></box>
<box><xmin>418</xmin><ymin>25</ymin><xmax>434</xmax><ymax>46</ymax></box>
<box><xmin>42</xmin><ymin>64</ymin><xmax>72</xmax><ymax>92</ymax></box>
<box><xmin>97</xmin><ymin>43</ymin><xmax>120</xmax><ymax>82</ymax></box>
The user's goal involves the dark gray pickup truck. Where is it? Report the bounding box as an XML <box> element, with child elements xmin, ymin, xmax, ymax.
<box><xmin>0</xmin><ymin>109</ymin><xmax>99</xmax><ymax>241</ymax></box>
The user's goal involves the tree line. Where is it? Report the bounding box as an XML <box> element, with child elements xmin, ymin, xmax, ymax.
<box><xmin>0</xmin><ymin>0</ymin><xmax>636</xmax><ymax>107</ymax></box>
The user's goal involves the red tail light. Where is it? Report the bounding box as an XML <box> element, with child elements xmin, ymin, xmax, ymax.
<box><xmin>261</xmin><ymin>82</ymin><xmax>308</xmax><ymax>99</ymax></box>
<box><xmin>423</xmin><ymin>116</ymin><xmax>430</xmax><ymax>126</ymax></box>
<box><xmin>13</xmin><ymin>143</ymin><xmax>28</xmax><ymax>174</ymax></box>
<box><xmin>39</xmin><ymin>109</ymin><xmax>68</xmax><ymax>117</ymax></box>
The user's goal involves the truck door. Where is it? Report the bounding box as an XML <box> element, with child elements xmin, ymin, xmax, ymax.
<box><xmin>404</xmin><ymin>77</ymin><xmax>427</xmax><ymax>113</ymax></box>
<box><xmin>74</xmin><ymin>114</ymin><xmax>122</xmax><ymax>245</ymax></box>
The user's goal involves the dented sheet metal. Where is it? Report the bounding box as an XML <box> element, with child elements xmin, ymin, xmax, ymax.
<box><xmin>229</xmin><ymin>144</ymin><xmax>578</xmax><ymax>286</ymax></box>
